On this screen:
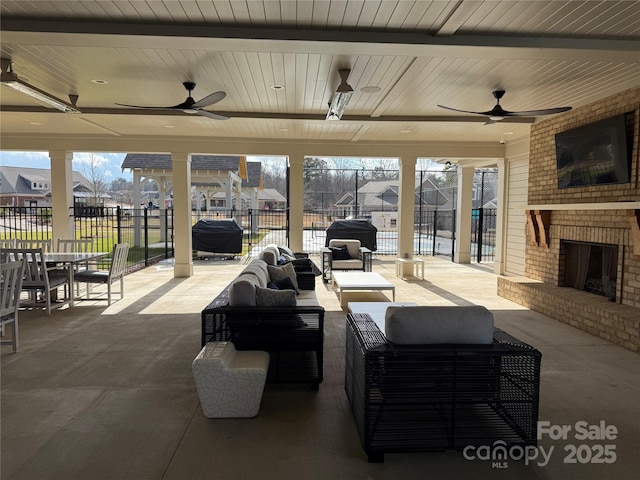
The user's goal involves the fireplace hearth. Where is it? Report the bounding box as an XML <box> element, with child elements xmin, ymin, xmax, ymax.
<box><xmin>561</xmin><ymin>241</ymin><xmax>618</xmax><ymax>301</ymax></box>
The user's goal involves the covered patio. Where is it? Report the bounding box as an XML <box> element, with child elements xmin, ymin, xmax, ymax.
<box><xmin>2</xmin><ymin>256</ymin><xmax>638</xmax><ymax>479</ymax></box>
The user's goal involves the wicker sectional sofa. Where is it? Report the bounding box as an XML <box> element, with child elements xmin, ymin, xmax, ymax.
<box><xmin>345</xmin><ymin>306</ymin><xmax>542</xmax><ymax>462</ymax></box>
<box><xmin>201</xmin><ymin>258</ymin><xmax>324</xmax><ymax>390</ymax></box>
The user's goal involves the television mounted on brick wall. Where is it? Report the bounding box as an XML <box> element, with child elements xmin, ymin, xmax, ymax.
<box><xmin>555</xmin><ymin>112</ymin><xmax>633</xmax><ymax>189</ymax></box>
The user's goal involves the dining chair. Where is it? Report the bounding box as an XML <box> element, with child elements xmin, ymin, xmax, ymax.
<box><xmin>2</xmin><ymin>248</ymin><xmax>69</xmax><ymax>315</ymax></box>
<box><xmin>1</xmin><ymin>239</ymin><xmax>18</xmax><ymax>249</ymax></box>
<box><xmin>17</xmin><ymin>239</ymin><xmax>52</xmax><ymax>252</ymax></box>
<box><xmin>1</xmin><ymin>259</ymin><xmax>25</xmax><ymax>352</ymax></box>
<box><xmin>55</xmin><ymin>239</ymin><xmax>94</xmax><ymax>296</ymax></box>
<box><xmin>56</xmin><ymin>238</ymin><xmax>93</xmax><ymax>253</ymax></box>
<box><xmin>74</xmin><ymin>243</ymin><xmax>130</xmax><ymax>305</ymax></box>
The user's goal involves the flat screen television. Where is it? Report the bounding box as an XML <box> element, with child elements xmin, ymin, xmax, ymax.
<box><xmin>555</xmin><ymin>113</ymin><xmax>632</xmax><ymax>189</ymax></box>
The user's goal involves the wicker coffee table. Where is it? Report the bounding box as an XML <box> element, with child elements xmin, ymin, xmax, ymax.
<box><xmin>332</xmin><ymin>271</ymin><xmax>395</xmax><ymax>305</ymax></box>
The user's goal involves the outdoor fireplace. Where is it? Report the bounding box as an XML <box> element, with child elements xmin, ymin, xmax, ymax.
<box><xmin>561</xmin><ymin>240</ymin><xmax>618</xmax><ymax>301</ymax></box>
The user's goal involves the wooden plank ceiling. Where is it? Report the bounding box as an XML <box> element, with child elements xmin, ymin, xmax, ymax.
<box><xmin>1</xmin><ymin>1</ymin><xmax>639</xmax><ymax>145</ymax></box>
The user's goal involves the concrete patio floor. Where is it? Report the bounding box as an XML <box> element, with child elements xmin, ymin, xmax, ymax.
<box><xmin>1</xmin><ymin>255</ymin><xmax>638</xmax><ymax>480</ymax></box>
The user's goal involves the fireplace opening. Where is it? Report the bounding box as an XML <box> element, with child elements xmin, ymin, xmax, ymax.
<box><xmin>562</xmin><ymin>241</ymin><xmax>618</xmax><ymax>301</ymax></box>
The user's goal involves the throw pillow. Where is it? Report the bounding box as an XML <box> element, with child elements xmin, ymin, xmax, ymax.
<box><xmin>330</xmin><ymin>245</ymin><xmax>351</xmax><ymax>260</ymax></box>
<box><xmin>273</xmin><ymin>276</ymin><xmax>298</xmax><ymax>293</ymax></box>
<box><xmin>267</xmin><ymin>281</ymin><xmax>279</xmax><ymax>290</ymax></box>
<box><xmin>267</xmin><ymin>262</ymin><xmax>299</xmax><ymax>291</ymax></box>
<box><xmin>255</xmin><ymin>286</ymin><xmax>296</xmax><ymax>307</ymax></box>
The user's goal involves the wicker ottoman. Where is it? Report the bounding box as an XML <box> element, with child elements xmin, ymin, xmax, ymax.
<box><xmin>192</xmin><ymin>341</ymin><xmax>270</xmax><ymax>418</ymax></box>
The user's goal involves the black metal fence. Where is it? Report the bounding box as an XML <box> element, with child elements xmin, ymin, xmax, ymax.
<box><xmin>0</xmin><ymin>206</ymin><xmax>174</xmax><ymax>271</ymax></box>
<box><xmin>1</xmin><ymin>168</ymin><xmax>497</xmax><ymax>264</ymax></box>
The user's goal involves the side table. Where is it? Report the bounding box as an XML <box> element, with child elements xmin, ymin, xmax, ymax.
<box><xmin>395</xmin><ymin>258</ymin><xmax>424</xmax><ymax>279</ymax></box>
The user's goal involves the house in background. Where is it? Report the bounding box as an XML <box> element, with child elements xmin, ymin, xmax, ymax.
<box><xmin>0</xmin><ymin>166</ymin><xmax>93</xmax><ymax>208</ymax></box>
<box><xmin>334</xmin><ymin>178</ymin><xmax>452</xmax><ymax>230</ymax></box>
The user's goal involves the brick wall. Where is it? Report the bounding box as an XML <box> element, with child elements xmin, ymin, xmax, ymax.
<box><xmin>499</xmin><ymin>87</ymin><xmax>640</xmax><ymax>352</ymax></box>
<box><xmin>526</xmin><ymin>87</ymin><xmax>640</xmax><ymax>308</ymax></box>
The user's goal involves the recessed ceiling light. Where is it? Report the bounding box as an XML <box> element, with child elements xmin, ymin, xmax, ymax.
<box><xmin>279</xmin><ymin>127</ymin><xmax>289</xmax><ymax>132</ymax></box>
<box><xmin>360</xmin><ymin>86</ymin><xmax>381</xmax><ymax>93</ymax></box>
<box><xmin>29</xmin><ymin>121</ymin><xmax>42</xmax><ymax>126</ymax></box>
<box><xmin>91</xmin><ymin>79</ymin><xmax>108</xmax><ymax>85</ymax></box>
<box><xmin>271</xmin><ymin>84</ymin><xmax>285</xmax><ymax>90</ymax></box>
<box><xmin>504</xmin><ymin>131</ymin><xmax>514</xmax><ymax>135</ymax></box>
<box><xmin>400</xmin><ymin>129</ymin><xmax>411</xmax><ymax>133</ymax></box>
<box><xmin>164</xmin><ymin>125</ymin><xmax>175</xmax><ymax>128</ymax></box>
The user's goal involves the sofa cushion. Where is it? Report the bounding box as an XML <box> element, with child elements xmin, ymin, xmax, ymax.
<box><xmin>228</xmin><ymin>277</ymin><xmax>260</xmax><ymax>307</ymax></box>
<box><xmin>260</xmin><ymin>246</ymin><xmax>280</xmax><ymax>266</ymax></box>
<box><xmin>273</xmin><ymin>276</ymin><xmax>298</xmax><ymax>292</ymax></box>
<box><xmin>384</xmin><ymin>305</ymin><xmax>494</xmax><ymax>345</ymax></box>
<box><xmin>295</xmin><ymin>289</ymin><xmax>320</xmax><ymax>307</ymax></box>
<box><xmin>267</xmin><ymin>263</ymin><xmax>299</xmax><ymax>292</ymax></box>
<box><xmin>241</xmin><ymin>259</ymin><xmax>269</xmax><ymax>287</ymax></box>
<box><xmin>255</xmin><ymin>286</ymin><xmax>296</xmax><ymax>307</ymax></box>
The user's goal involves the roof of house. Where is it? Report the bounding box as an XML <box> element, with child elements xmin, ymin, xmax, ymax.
<box><xmin>122</xmin><ymin>154</ymin><xmax>242</xmax><ymax>171</ymax></box>
<box><xmin>0</xmin><ymin>166</ymin><xmax>90</xmax><ymax>195</ymax></box>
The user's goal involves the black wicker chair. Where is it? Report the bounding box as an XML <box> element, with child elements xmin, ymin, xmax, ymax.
<box><xmin>345</xmin><ymin>313</ymin><xmax>542</xmax><ymax>462</ymax></box>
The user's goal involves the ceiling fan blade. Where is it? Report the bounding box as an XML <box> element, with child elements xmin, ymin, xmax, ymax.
<box><xmin>192</xmin><ymin>91</ymin><xmax>226</xmax><ymax>109</ymax></box>
<box><xmin>503</xmin><ymin>106</ymin><xmax>573</xmax><ymax>117</ymax></box>
<box><xmin>437</xmin><ymin>104</ymin><xmax>484</xmax><ymax>115</ymax></box>
<box><xmin>196</xmin><ymin>109</ymin><xmax>229</xmax><ymax>121</ymax></box>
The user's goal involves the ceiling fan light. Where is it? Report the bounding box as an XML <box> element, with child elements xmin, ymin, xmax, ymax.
<box><xmin>183</xmin><ymin>108</ymin><xmax>198</xmax><ymax>114</ymax></box>
<box><xmin>489</xmin><ymin>115</ymin><xmax>504</xmax><ymax>121</ymax></box>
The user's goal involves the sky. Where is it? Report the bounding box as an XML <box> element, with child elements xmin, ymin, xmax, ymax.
<box><xmin>0</xmin><ymin>151</ymin><xmax>132</xmax><ymax>181</ymax></box>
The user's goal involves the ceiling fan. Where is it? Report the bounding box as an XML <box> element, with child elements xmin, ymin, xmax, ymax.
<box><xmin>437</xmin><ymin>90</ymin><xmax>571</xmax><ymax>123</ymax></box>
<box><xmin>116</xmin><ymin>81</ymin><xmax>229</xmax><ymax>120</ymax></box>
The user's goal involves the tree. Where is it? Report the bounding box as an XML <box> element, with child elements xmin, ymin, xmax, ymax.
<box><xmin>74</xmin><ymin>153</ymin><xmax>109</xmax><ymax>206</ymax></box>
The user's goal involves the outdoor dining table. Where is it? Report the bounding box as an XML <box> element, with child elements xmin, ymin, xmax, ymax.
<box><xmin>44</xmin><ymin>252</ymin><xmax>109</xmax><ymax>307</ymax></box>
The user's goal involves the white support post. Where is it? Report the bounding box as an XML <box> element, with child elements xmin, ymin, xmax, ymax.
<box><xmin>172</xmin><ymin>152</ymin><xmax>193</xmax><ymax>278</ymax></box>
<box><xmin>455</xmin><ymin>165</ymin><xmax>474</xmax><ymax>264</ymax></box>
<box><xmin>398</xmin><ymin>156</ymin><xmax>417</xmax><ymax>276</ymax></box>
<box><xmin>288</xmin><ymin>152</ymin><xmax>305</xmax><ymax>252</ymax></box>
<box><xmin>49</xmin><ymin>150</ymin><xmax>75</xmax><ymax>242</ymax></box>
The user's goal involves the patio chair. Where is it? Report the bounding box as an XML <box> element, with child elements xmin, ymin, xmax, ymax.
<box><xmin>73</xmin><ymin>243</ymin><xmax>129</xmax><ymax>305</ymax></box>
<box><xmin>1</xmin><ymin>259</ymin><xmax>25</xmax><ymax>352</ymax></box>
<box><xmin>321</xmin><ymin>238</ymin><xmax>372</xmax><ymax>282</ymax></box>
<box><xmin>1</xmin><ymin>239</ymin><xmax>17</xmax><ymax>249</ymax></box>
<box><xmin>56</xmin><ymin>239</ymin><xmax>93</xmax><ymax>253</ymax></box>
<box><xmin>2</xmin><ymin>248</ymin><xmax>70</xmax><ymax>315</ymax></box>
<box><xmin>17</xmin><ymin>239</ymin><xmax>52</xmax><ymax>252</ymax></box>
<box><xmin>56</xmin><ymin>239</ymin><xmax>94</xmax><ymax>296</ymax></box>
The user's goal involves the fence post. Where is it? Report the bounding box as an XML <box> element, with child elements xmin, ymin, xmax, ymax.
<box><xmin>144</xmin><ymin>208</ymin><xmax>149</xmax><ymax>266</ymax></box>
<box><xmin>477</xmin><ymin>207</ymin><xmax>484</xmax><ymax>263</ymax></box>
<box><xmin>431</xmin><ymin>210</ymin><xmax>437</xmax><ymax>256</ymax></box>
<box><xmin>116</xmin><ymin>206</ymin><xmax>122</xmax><ymax>244</ymax></box>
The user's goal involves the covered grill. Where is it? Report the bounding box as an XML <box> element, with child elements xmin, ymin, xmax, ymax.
<box><xmin>325</xmin><ymin>219</ymin><xmax>377</xmax><ymax>251</ymax></box>
<box><xmin>192</xmin><ymin>219</ymin><xmax>243</xmax><ymax>255</ymax></box>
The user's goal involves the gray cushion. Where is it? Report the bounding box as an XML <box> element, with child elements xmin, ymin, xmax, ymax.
<box><xmin>228</xmin><ymin>277</ymin><xmax>260</xmax><ymax>307</ymax></box>
<box><xmin>384</xmin><ymin>305</ymin><xmax>494</xmax><ymax>345</ymax></box>
<box><xmin>259</xmin><ymin>246</ymin><xmax>280</xmax><ymax>266</ymax></box>
<box><xmin>255</xmin><ymin>286</ymin><xmax>296</xmax><ymax>307</ymax></box>
<box><xmin>241</xmin><ymin>259</ymin><xmax>269</xmax><ymax>287</ymax></box>
<box><xmin>267</xmin><ymin>263</ymin><xmax>299</xmax><ymax>292</ymax></box>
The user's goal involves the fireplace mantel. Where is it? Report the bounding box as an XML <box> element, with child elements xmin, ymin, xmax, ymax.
<box><xmin>524</xmin><ymin>202</ymin><xmax>640</xmax><ymax>259</ymax></box>
<box><xmin>525</xmin><ymin>202</ymin><xmax>640</xmax><ymax>210</ymax></box>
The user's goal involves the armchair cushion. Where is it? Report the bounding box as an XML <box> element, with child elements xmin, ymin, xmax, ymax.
<box><xmin>385</xmin><ymin>305</ymin><xmax>494</xmax><ymax>345</ymax></box>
